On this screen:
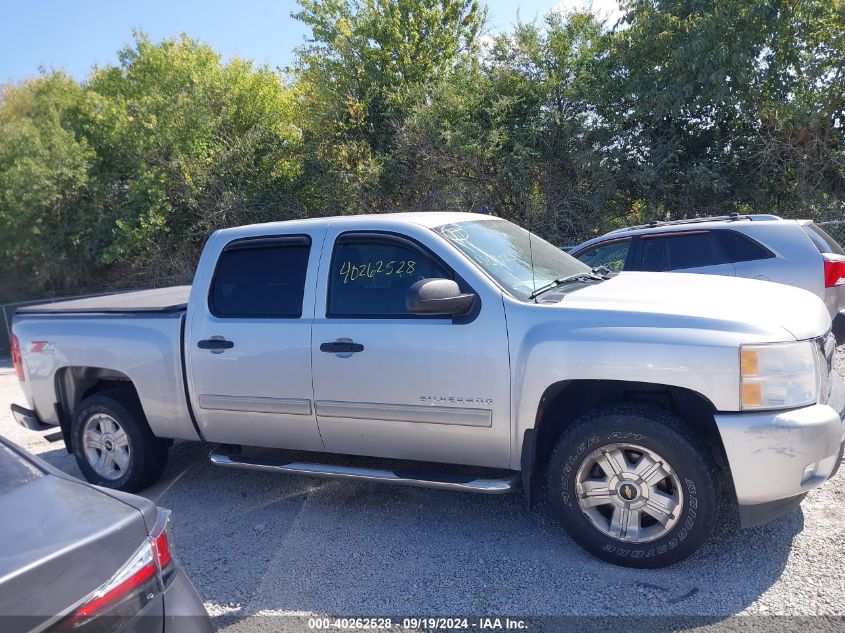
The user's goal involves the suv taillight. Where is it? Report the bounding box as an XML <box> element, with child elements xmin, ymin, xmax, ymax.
<box><xmin>824</xmin><ymin>259</ymin><xmax>845</xmax><ymax>288</ymax></box>
<box><xmin>10</xmin><ymin>334</ymin><xmax>23</xmax><ymax>382</ymax></box>
<box><xmin>55</xmin><ymin>510</ymin><xmax>175</xmax><ymax>631</ymax></box>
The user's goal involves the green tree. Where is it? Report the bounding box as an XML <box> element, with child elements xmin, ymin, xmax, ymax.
<box><xmin>0</xmin><ymin>74</ymin><xmax>95</xmax><ymax>291</ymax></box>
<box><xmin>293</xmin><ymin>0</ymin><xmax>485</xmax><ymax>212</ymax></box>
<box><xmin>604</xmin><ymin>0</ymin><xmax>845</xmax><ymax>218</ymax></box>
<box><xmin>86</xmin><ymin>33</ymin><xmax>304</xmax><ymax>269</ymax></box>
<box><xmin>0</xmin><ymin>34</ymin><xmax>305</xmax><ymax>298</ymax></box>
<box><xmin>2</xmin><ymin>0</ymin><xmax>845</xmax><ymax>301</ymax></box>
<box><xmin>395</xmin><ymin>11</ymin><xmax>615</xmax><ymax>243</ymax></box>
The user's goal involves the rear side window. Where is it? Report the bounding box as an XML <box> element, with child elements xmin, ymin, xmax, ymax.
<box><xmin>802</xmin><ymin>224</ymin><xmax>845</xmax><ymax>256</ymax></box>
<box><xmin>210</xmin><ymin>236</ymin><xmax>311</xmax><ymax>318</ymax></box>
<box><xmin>576</xmin><ymin>239</ymin><xmax>631</xmax><ymax>272</ymax></box>
<box><xmin>328</xmin><ymin>234</ymin><xmax>451</xmax><ymax>317</ymax></box>
<box><xmin>639</xmin><ymin>231</ymin><xmax>729</xmax><ymax>271</ymax></box>
<box><xmin>714</xmin><ymin>230</ymin><xmax>774</xmax><ymax>263</ymax></box>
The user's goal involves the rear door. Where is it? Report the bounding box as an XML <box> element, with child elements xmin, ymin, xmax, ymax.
<box><xmin>633</xmin><ymin>230</ymin><xmax>736</xmax><ymax>277</ymax></box>
<box><xmin>186</xmin><ymin>230</ymin><xmax>325</xmax><ymax>451</ymax></box>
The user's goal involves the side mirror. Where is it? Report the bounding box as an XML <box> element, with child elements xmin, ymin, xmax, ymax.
<box><xmin>406</xmin><ymin>278</ymin><xmax>476</xmax><ymax>316</ymax></box>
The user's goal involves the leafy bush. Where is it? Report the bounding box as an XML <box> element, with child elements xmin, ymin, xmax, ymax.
<box><xmin>1</xmin><ymin>0</ymin><xmax>843</xmax><ymax>300</ymax></box>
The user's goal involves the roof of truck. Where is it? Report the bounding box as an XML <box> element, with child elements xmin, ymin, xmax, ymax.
<box><xmin>213</xmin><ymin>211</ymin><xmax>495</xmax><ymax>237</ymax></box>
<box><xmin>15</xmin><ymin>214</ymin><xmax>492</xmax><ymax>316</ymax></box>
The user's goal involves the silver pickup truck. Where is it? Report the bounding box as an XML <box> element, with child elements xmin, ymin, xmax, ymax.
<box><xmin>10</xmin><ymin>212</ymin><xmax>845</xmax><ymax>568</ymax></box>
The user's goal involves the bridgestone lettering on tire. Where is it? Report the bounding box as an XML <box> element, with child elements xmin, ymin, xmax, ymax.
<box><xmin>547</xmin><ymin>403</ymin><xmax>719</xmax><ymax>568</ymax></box>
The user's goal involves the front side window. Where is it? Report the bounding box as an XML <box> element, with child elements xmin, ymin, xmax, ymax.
<box><xmin>328</xmin><ymin>234</ymin><xmax>451</xmax><ymax>317</ymax></box>
<box><xmin>576</xmin><ymin>239</ymin><xmax>631</xmax><ymax>272</ymax></box>
<box><xmin>639</xmin><ymin>231</ymin><xmax>730</xmax><ymax>271</ymax></box>
<box><xmin>434</xmin><ymin>219</ymin><xmax>590</xmax><ymax>300</ymax></box>
<box><xmin>209</xmin><ymin>236</ymin><xmax>311</xmax><ymax>318</ymax></box>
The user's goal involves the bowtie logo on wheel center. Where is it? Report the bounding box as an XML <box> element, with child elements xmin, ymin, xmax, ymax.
<box><xmin>619</xmin><ymin>482</ymin><xmax>639</xmax><ymax>502</ymax></box>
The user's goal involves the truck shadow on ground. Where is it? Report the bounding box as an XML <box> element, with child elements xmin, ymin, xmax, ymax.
<box><xmin>31</xmin><ymin>440</ymin><xmax>801</xmax><ymax>623</ymax></box>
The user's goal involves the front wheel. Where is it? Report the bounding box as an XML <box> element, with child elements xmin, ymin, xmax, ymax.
<box><xmin>71</xmin><ymin>389</ymin><xmax>169</xmax><ymax>492</ymax></box>
<box><xmin>547</xmin><ymin>404</ymin><xmax>719</xmax><ymax>568</ymax></box>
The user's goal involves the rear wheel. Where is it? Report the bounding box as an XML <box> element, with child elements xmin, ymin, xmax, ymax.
<box><xmin>71</xmin><ymin>389</ymin><xmax>169</xmax><ymax>492</ymax></box>
<box><xmin>547</xmin><ymin>403</ymin><xmax>719</xmax><ymax>568</ymax></box>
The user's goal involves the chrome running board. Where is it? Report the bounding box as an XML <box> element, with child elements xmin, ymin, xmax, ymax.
<box><xmin>209</xmin><ymin>446</ymin><xmax>520</xmax><ymax>494</ymax></box>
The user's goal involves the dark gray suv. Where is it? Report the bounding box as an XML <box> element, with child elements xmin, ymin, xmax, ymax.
<box><xmin>571</xmin><ymin>215</ymin><xmax>845</xmax><ymax>341</ymax></box>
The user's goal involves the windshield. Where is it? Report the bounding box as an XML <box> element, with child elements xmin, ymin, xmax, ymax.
<box><xmin>434</xmin><ymin>218</ymin><xmax>592</xmax><ymax>300</ymax></box>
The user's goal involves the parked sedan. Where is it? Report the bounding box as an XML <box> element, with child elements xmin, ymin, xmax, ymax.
<box><xmin>571</xmin><ymin>214</ymin><xmax>845</xmax><ymax>341</ymax></box>
<box><xmin>0</xmin><ymin>437</ymin><xmax>212</xmax><ymax>633</ymax></box>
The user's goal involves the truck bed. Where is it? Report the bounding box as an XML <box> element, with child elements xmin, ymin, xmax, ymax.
<box><xmin>16</xmin><ymin>286</ymin><xmax>191</xmax><ymax>314</ymax></box>
<box><xmin>12</xmin><ymin>284</ymin><xmax>197</xmax><ymax>441</ymax></box>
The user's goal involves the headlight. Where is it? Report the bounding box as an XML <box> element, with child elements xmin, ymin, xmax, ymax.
<box><xmin>739</xmin><ymin>341</ymin><xmax>820</xmax><ymax>410</ymax></box>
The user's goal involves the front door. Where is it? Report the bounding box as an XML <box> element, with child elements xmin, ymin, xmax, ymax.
<box><xmin>311</xmin><ymin>229</ymin><xmax>511</xmax><ymax>469</ymax></box>
<box><xmin>186</xmin><ymin>231</ymin><xmax>325</xmax><ymax>451</ymax></box>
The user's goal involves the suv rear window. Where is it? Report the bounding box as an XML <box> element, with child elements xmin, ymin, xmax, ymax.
<box><xmin>210</xmin><ymin>235</ymin><xmax>311</xmax><ymax>318</ymax></box>
<box><xmin>714</xmin><ymin>230</ymin><xmax>773</xmax><ymax>263</ymax></box>
<box><xmin>802</xmin><ymin>224</ymin><xmax>845</xmax><ymax>256</ymax></box>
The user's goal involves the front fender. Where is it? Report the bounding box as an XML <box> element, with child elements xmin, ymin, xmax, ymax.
<box><xmin>506</xmin><ymin>312</ymin><xmax>745</xmax><ymax>470</ymax></box>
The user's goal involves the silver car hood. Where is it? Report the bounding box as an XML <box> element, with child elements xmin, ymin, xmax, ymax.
<box><xmin>558</xmin><ymin>271</ymin><xmax>831</xmax><ymax>341</ymax></box>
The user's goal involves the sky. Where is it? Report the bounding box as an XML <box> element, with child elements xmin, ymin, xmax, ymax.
<box><xmin>0</xmin><ymin>0</ymin><xmax>619</xmax><ymax>84</ymax></box>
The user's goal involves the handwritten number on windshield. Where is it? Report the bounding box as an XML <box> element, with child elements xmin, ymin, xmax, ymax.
<box><xmin>339</xmin><ymin>260</ymin><xmax>417</xmax><ymax>284</ymax></box>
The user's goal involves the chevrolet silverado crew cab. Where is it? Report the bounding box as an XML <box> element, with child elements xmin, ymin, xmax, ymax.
<box><xmin>10</xmin><ymin>212</ymin><xmax>845</xmax><ymax>568</ymax></box>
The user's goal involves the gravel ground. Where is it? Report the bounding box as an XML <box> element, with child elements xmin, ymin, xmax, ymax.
<box><xmin>1</xmin><ymin>354</ymin><xmax>844</xmax><ymax>628</ymax></box>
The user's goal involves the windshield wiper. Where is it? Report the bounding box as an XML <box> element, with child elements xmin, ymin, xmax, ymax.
<box><xmin>529</xmin><ymin>271</ymin><xmax>607</xmax><ymax>300</ymax></box>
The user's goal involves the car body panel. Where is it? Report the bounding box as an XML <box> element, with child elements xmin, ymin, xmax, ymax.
<box><xmin>310</xmin><ymin>219</ymin><xmax>513</xmax><ymax>468</ymax></box>
<box><xmin>715</xmin><ymin>400</ymin><xmax>844</xmax><ymax>505</ymax></box>
<box><xmin>0</xmin><ymin>441</ymin><xmax>150</xmax><ymax>628</ymax></box>
<box><xmin>0</xmin><ymin>439</ymin><xmax>211</xmax><ymax>633</ymax></box>
<box><xmin>184</xmin><ymin>224</ymin><xmax>328</xmax><ymax>451</ymax></box>
<box><xmin>11</xmin><ymin>311</ymin><xmax>197</xmax><ymax>442</ymax></box>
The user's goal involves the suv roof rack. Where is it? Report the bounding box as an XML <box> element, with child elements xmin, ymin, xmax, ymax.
<box><xmin>608</xmin><ymin>213</ymin><xmax>782</xmax><ymax>234</ymax></box>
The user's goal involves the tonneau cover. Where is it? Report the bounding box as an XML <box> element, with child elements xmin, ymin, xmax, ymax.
<box><xmin>16</xmin><ymin>285</ymin><xmax>191</xmax><ymax>314</ymax></box>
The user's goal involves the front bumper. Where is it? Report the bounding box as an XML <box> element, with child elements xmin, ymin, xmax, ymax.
<box><xmin>715</xmin><ymin>384</ymin><xmax>845</xmax><ymax>528</ymax></box>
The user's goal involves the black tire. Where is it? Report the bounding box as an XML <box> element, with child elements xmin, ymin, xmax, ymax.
<box><xmin>71</xmin><ymin>388</ymin><xmax>169</xmax><ymax>492</ymax></box>
<box><xmin>547</xmin><ymin>403</ymin><xmax>719</xmax><ymax>568</ymax></box>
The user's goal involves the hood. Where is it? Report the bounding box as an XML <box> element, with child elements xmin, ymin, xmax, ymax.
<box><xmin>556</xmin><ymin>272</ymin><xmax>831</xmax><ymax>341</ymax></box>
